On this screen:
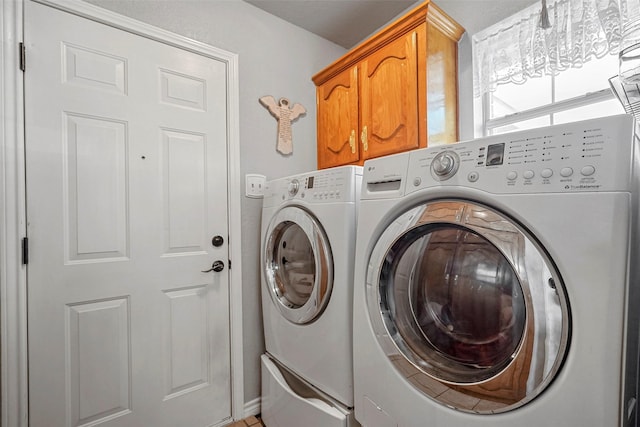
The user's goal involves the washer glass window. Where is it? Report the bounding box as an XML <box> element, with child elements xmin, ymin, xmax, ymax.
<box><xmin>368</xmin><ymin>200</ymin><xmax>570</xmax><ymax>413</ymax></box>
<box><xmin>265</xmin><ymin>206</ymin><xmax>333</xmax><ymax>324</ymax></box>
<box><xmin>384</xmin><ymin>225</ymin><xmax>526</xmax><ymax>383</ymax></box>
<box><xmin>271</xmin><ymin>223</ymin><xmax>316</xmax><ymax>307</ymax></box>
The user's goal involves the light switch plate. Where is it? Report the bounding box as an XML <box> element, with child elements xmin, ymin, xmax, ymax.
<box><xmin>245</xmin><ymin>174</ymin><xmax>266</xmax><ymax>198</ymax></box>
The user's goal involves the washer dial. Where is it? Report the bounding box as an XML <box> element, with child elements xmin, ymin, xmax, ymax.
<box><xmin>431</xmin><ymin>151</ymin><xmax>460</xmax><ymax>181</ymax></box>
<box><xmin>288</xmin><ymin>179</ymin><xmax>300</xmax><ymax>196</ymax></box>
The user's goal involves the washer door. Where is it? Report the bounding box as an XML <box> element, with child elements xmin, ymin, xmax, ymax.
<box><xmin>264</xmin><ymin>206</ymin><xmax>333</xmax><ymax>324</ymax></box>
<box><xmin>367</xmin><ymin>200</ymin><xmax>570</xmax><ymax>414</ymax></box>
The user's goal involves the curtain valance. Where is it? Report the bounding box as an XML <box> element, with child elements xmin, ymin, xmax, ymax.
<box><xmin>473</xmin><ymin>0</ymin><xmax>623</xmax><ymax>97</ymax></box>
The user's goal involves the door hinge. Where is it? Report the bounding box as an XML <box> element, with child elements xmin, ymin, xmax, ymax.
<box><xmin>19</xmin><ymin>42</ymin><xmax>25</xmax><ymax>72</ymax></box>
<box><xmin>228</xmin><ymin>259</ymin><xmax>231</xmax><ymax>270</ymax></box>
<box><xmin>22</xmin><ymin>237</ymin><xmax>29</xmax><ymax>265</ymax></box>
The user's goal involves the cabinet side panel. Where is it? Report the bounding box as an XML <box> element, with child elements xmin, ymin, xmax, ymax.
<box><xmin>426</xmin><ymin>22</ymin><xmax>459</xmax><ymax>146</ymax></box>
<box><xmin>417</xmin><ymin>23</ymin><xmax>427</xmax><ymax>149</ymax></box>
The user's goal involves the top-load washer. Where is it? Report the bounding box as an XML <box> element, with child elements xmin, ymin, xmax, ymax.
<box><xmin>261</xmin><ymin>165</ymin><xmax>362</xmax><ymax>427</ymax></box>
<box><xmin>352</xmin><ymin>114</ymin><xmax>640</xmax><ymax>426</ymax></box>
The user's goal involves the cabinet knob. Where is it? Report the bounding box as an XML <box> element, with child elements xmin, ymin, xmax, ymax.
<box><xmin>349</xmin><ymin>130</ymin><xmax>356</xmax><ymax>153</ymax></box>
<box><xmin>361</xmin><ymin>125</ymin><xmax>368</xmax><ymax>152</ymax></box>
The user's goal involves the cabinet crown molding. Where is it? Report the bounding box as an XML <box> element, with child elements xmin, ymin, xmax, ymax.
<box><xmin>312</xmin><ymin>0</ymin><xmax>464</xmax><ymax>86</ymax></box>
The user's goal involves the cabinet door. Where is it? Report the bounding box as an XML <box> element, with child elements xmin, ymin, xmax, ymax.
<box><xmin>316</xmin><ymin>66</ymin><xmax>360</xmax><ymax>169</ymax></box>
<box><xmin>360</xmin><ymin>30</ymin><xmax>419</xmax><ymax>160</ymax></box>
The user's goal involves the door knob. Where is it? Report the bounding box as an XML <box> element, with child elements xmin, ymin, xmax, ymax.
<box><xmin>211</xmin><ymin>235</ymin><xmax>224</xmax><ymax>247</ymax></box>
<box><xmin>202</xmin><ymin>260</ymin><xmax>225</xmax><ymax>273</ymax></box>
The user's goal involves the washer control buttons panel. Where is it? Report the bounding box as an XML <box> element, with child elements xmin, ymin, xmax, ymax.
<box><xmin>405</xmin><ymin>115</ymin><xmax>634</xmax><ymax>194</ymax></box>
<box><xmin>507</xmin><ymin>165</ymin><xmax>595</xmax><ymax>181</ymax></box>
<box><xmin>277</xmin><ymin>168</ymin><xmax>359</xmax><ymax>202</ymax></box>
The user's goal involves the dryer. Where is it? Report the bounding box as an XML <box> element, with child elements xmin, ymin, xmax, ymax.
<box><xmin>352</xmin><ymin>114</ymin><xmax>640</xmax><ymax>426</ymax></box>
<box><xmin>261</xmin><ymin>165</ymin><xmax>362</xmax><ymax>427</ymax></box>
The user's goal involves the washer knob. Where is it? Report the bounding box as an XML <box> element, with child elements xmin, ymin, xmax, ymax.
<box><xmin>431</xmin><ymin>151</ymin><xmax>460</xmax><ymax>180</ymax></box>
<box><xmin>288</xmin><ymin>179</ymin><xmax>300</xmax><ymax>196</ymax></box>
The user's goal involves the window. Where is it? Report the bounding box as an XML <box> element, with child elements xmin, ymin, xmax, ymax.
<box><xmin>473</xmin><ymin>0</ymin><xmax>625</xmax><ymax>136</ymax></box>
<box><xmin>484</xmin><ymin>53</ymin><xmax>623</xmax><ymax>135</ymax></box>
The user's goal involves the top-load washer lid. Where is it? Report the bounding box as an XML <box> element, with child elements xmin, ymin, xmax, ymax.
<box><xmin>264</xmin><ymin>205</ymin><xmax>333</xmax><ymax>324</ymax></box>
<box><xmin>366</xmin><ymin>200</ymin><xmax>570</xmax><ymax>414</ymax></box>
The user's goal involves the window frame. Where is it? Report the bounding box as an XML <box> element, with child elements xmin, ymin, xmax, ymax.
<box><xmin>482</xmin><ymin>87</ymin><xmax>617</xmax><ymax>136</ymax></box>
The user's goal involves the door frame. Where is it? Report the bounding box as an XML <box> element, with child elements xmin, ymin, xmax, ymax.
<box><xmin>0</xmin><ymin>1</ymin><xmax>244</xmax><ymax>426</ymax></box>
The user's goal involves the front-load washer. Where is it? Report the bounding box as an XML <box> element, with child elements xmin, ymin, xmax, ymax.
<box><xmin>261</xmin><ymin>165</ymin><xmax>362</xmax><ymax>427</ymax></box>
<box><xmin>352</xmin><ymin>114</ymin><xmax>640</xmax><ymax>426</ymax></box>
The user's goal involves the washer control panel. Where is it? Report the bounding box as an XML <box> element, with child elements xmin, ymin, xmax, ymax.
<box><xmin>262</xmin><ymin>166</ymin><xmax>363</xmax><ymax>208</ymax></box>
<box><xmin>401</xmin><ymin>114</ymin><xmax>636</xmax><ymax>195</ymax></box>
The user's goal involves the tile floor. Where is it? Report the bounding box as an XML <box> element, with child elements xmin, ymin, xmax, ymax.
<box><xmin>228</xmin><ymin>415</ymin><xmax>265</xmax><ymax>427</ymax></box>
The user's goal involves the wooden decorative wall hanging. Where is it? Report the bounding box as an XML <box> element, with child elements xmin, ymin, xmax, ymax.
<box><xmin>259</xmin><ymin>95</ymin><xmax>306</xmax><ymax>155</ymax></box>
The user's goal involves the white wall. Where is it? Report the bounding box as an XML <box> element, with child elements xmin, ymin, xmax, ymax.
<box><xmin>84</xmin><ymin>0</ymin><xmax>346</xmax><ymax>407</ymax></box>
<box><xmin>456</xmin><ymin>33</ymin><xmax>474</xmax><ymax>141</ymax></box>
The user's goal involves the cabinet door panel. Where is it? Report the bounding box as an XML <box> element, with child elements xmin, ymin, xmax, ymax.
<box><xmin>360</xmin><ymin>30</ymin><xmax>419</xmax><ymax>160</ymax></box>
<box><xmin>316</xmin><ymin>67</ymin><xmax>360</xmax><ymax>169</ymax></box>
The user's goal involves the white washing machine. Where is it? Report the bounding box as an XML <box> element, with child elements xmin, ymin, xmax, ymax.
<box><xmin>261</xmin><ymin>165</ymin><xmax>362</xmax><ymax>427</ymax></box>
<box><xmin>352</xmin><ymin>114</ymin><xmax>640</xmax><ymax>427</ymax></box>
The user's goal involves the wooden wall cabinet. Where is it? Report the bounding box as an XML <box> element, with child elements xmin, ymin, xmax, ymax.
<box><xmin>312</xmin><ymin>1</ymin><xmax>465</xmax><ymax>169</ymax></box>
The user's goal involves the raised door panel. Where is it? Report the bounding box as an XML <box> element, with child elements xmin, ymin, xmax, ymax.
<box><xmin>360</xmin><ymin>30</ymin><xmax>419</xmax><ymax>161</ymax></box>
<box><xmin>316</xmin><ymin>66</ymin><xmax>360</xmax><ymax>169</ymax></box>
<box><xmin>67</xmin><ymin>298</ymin><xmax>132</xmax><ymax>426</ymax></box>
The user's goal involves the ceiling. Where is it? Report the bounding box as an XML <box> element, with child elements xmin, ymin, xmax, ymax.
<box><xmin>244</xmin><ymin>0</ymin><xmax>539</xmax><ymax>49</ymax></box>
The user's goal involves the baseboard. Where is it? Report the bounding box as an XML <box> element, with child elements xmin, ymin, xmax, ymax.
<box><xmin>243</xmin><ymin>397</ymin><xmax>261</xmax><ymax>418</ymax></box>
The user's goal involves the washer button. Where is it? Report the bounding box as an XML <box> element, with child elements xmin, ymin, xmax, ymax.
<box><xmin>581</xmin><ymin>165</ymin><xmax>596</xmax><ymax>176</ymax></box>
<box><xmin>523</xmin><ymin>170</ymin><xmax>535</xmax><ymax>179</ymax></box>
<box><xmin>506</xmin><ymin>171</ymin><xmax>518</xmax><ymax>181</ymax></box>
<box><xmin>560</xmin><ymin>167</ymin><xmax>574</xmax><ymax>177</ymax></box>
<box><xmin>541</xmin><ymin>168</ymin><xmax>553</xmax><ymax>178</ymax></box>
<box><xmin>413</xmin><ymin>177</ymin><xmax>422</xmax><ymax>187</ymax></box>
<box><xmin>468</xmin><ymin>172</ymin><xmax>479</xmax><ymax>182</ymax></box>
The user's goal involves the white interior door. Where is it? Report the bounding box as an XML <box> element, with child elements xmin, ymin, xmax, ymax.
<box><xmin>24</xmin><ymin>2</ymin><xmax>232</xmax><ymax>426</ymax></box>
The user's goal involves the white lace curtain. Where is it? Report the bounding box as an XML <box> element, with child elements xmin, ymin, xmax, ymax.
<box><xmin>473</xmin><ymin>0</ymin><xmax>624</xmax><ymax>97</ymax></box>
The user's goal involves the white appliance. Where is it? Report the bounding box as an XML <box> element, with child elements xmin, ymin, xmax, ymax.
<box><xmin>352</xmin><ymin>114</ymin><xmax>640</xmax><ymax>426</ymax></box>
<box><xmin>261</xmin><ymin>165</ymin><xmax>362</xmax><ymax>427</ymax></box>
